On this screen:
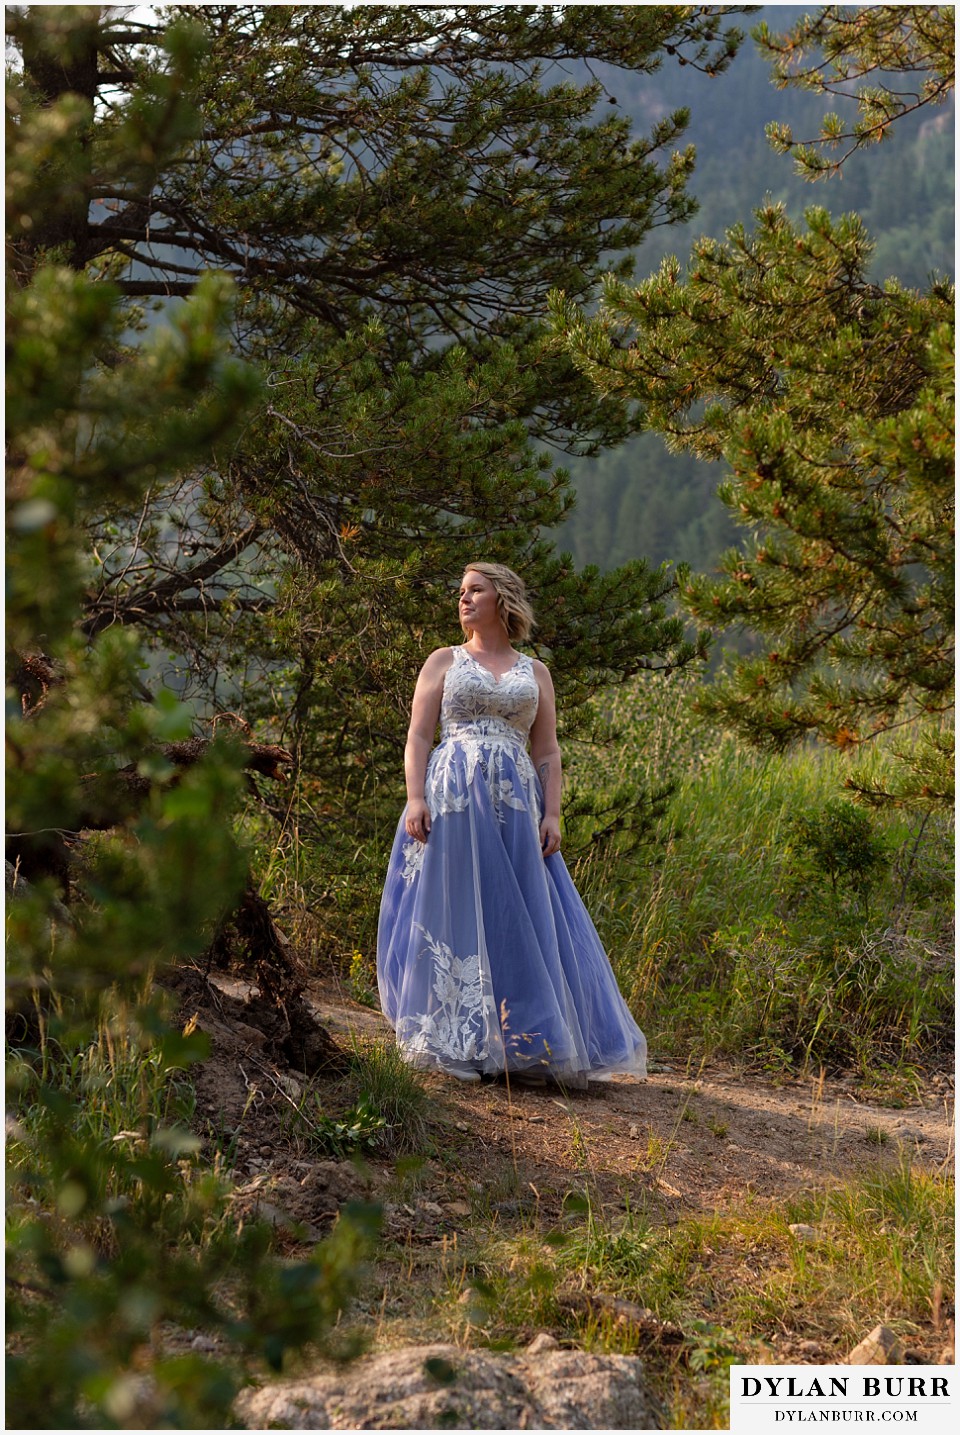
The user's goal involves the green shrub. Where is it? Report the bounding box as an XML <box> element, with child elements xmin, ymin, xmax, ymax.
<box><xmin>789</xmin><ymin>798</ymin><xmax>890</xmax><ymax>918</ymax></box>
<box><xmin>6</xmin><ymin>1009</ymin><xmax>381</xmax><ymax>1428</ymax></box>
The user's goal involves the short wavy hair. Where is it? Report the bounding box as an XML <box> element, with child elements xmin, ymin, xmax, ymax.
<box><xmin>461</xmin><ymin>562</ymin><xmax>536</xmax><ymax>643</ymax></box>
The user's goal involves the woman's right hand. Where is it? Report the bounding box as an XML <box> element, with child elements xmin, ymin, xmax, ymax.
<box><xmin>405</xmin><ymin>798</ymin><xmax>432</xmax><ymax>843</ymax></box>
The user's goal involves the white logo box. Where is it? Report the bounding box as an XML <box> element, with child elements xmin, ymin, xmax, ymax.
<box><xmin>730</xmin><ymin>1365</ymin><xmax>956</xmax><ymax>1434</ymax></box>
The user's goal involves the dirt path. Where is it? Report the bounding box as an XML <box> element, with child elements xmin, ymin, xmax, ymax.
<box><xmin>180</xmin><ymin>969</ymin><xmax>952</xmax><ymax>1226</ymax></box>
<box><xmin>308</xmin><ymin>978</ymin><xmax>954</xmax><ymax>1218</ymax></box>
<box><xmin>176</xmin><ymin>968</ymin><xmax>954</xmax><ymax>1379</ymax></box>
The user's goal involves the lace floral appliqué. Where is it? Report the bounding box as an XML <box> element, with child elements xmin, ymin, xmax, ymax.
<box><xmin>396</xmin><ymin>925</ymin><xmax>492</xmax><ymax>1065</ymax></box>
<box><xmin>399</xmin><ymin>838</ymin><xmax>426</xmax><ymax>884</ymax></box>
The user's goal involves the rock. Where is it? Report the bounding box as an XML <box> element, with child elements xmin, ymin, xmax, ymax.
<box><xmin>442</xmin><ymin>1200</ymin><xmax>471</xmax><ymax>1218</ymax></box>
<box><xmin>848</xmin><ymin>1325</ymin><xmax>905</xmax><ymax>1365</ymax></box>
<box><xmin>527</xmin><ymin>1333</ymin><xmax>560</xmax><ymax>1354</ymax></box>
<box><xmin>235</xmin><ymin>1343</ymin><xmax>662</xmax><ymax>1429</ymax></box>
<box><xmin>788</xmin><ymin>1223</ymin><xmax>818</xmax><ymax>1241</ymax></box>
<box><xmin>251</xmin><ymin>1201</ymin><xmax>320</xmax><ymax>1240</ymax></box>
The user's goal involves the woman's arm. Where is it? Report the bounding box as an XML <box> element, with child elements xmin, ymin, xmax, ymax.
<box><xmin>403</xmin><ymin>648</ymin><xmax>452</xmax><ymax>842</ymax></box>
<box><xmin>529</xmin><ymin>659</ymin><xmax>562</xmax><ymax>857</ymax></box>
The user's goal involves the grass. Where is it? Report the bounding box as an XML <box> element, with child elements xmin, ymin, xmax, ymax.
<box><xmin>346</xmin><ymin>1037</ymin><xmax>435</xmax><ymax>1154</ymax></box>
<box><xmin>6</xmin><ymin>990</ymin><xmax>385</xmax><ymax>1429</ymax></box>
<box><xmin>562</xmin><ymin>676</ymin><xmax>954</xmax><ymax>1080</ymax></box>
<box><xmin>9</xmin><ymin>984</ymin><xmax>952</xmax><ymax>1431</ymax></box>
<box><xmin>6</xmin><ymin>993</ymin><xmax>201</xmax><ymax>1230</ymax></box>
<box><xmin>362</xmin><ymin>1152</ymin><xmax>954</xmax><ymax>1428</ymax></box>
<box><xmin>269</xmin><ymin>1036</ymin><xmax>435</xmax><ymax>1160</ymax></box>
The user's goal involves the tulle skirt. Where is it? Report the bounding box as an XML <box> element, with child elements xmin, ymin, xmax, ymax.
<box><xmin>376</xmin><ymin>734</ymin><xmax>647</xmax><ymax>1082</ymax></box>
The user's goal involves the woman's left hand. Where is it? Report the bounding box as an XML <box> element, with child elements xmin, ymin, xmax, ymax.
<box><xmin>540</xmin><ymin>817</ymin><xmax>561</xmax><ymax>858</ymax></box>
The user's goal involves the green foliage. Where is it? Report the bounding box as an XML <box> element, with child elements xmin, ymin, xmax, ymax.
<box><xmin>6</xmin><ymin>1014</ymin><xmax>381</xmax><ymax>1427</ymax></box>
<box><xmin>556</xmin><ymin>8</ymin><xmax>953</xmax><ymax>582</ymax></box>
<box><xmin>563</xmin><ymin>675</ymin><xmax>953</xmax><ymax>1073</ymax></box>
<box><xmin>563</xmin><ymin>666</ymin><xmax>701</xmax><ymax>862</ymax></box>
<box><xmin>756</xmin><ymin>6</ymin><xmax>955</xmax><ymax>178</ymax></box>
<box><xmin>348</xmin><ymin>949</ymin><xmax>379</xmax><ymax>1008</ymax></box>
<box><xmin>8</xmin><ymin>4</ymin><xmax>732</xmax><ymax>856</ymax></box>
<box><xmin>5</xmin><ymin>13</ymin><xmax>380</xmax><ymax>1422</ymax></box>
<box><xmin>273</xmin><ymin>1040</ymin><xmax>434</xmax><ymax>1160</ymax></box>
<box><xmin>789</xmin><ymin>798</ymin><xmax>889</xmax><ymax>917</ymax></box>
<box><xmin>781</xmin><ymin>1157</ymin><xmax>955</xmax><ymax>1327</ymax></box>
<box><xmin>348</xmin><ymin>1040</ymin><xmax>435</xmax><ymax>1156</ymax></box>
<box><xmin>552</xmin><ymin>200</ymin><xmax>954</xmax><ymax>806</ymax></box>
<box><xmin>283</xmin><ymin>1091</ymin><xmax>389</xmax><ymax>1161</ymax></box>
<box><xmin>7</xmin><ymin>4</ymin><xmax>742</xmax><ymax>330</ymax></box>
<box><xmin>556</xmin><ymin>1202</ymin><xmax>655</xmax><ymax>1286</ymax></box>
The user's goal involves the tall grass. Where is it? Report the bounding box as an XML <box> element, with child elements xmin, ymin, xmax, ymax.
<box><xmin>6</xmin><ymin>996</ymin><xmax>381</xmax><ymax>1429</ymax></box>
<box><xmin>242</xmin><ymin>774</ymin><xmax>392</xmax><ymax>966</ymax></box>
<box><xmin>565</xmin><ymin>675</ymin><xmax>954</xmax><ymax>1076</ymax></box>
<box><xmin>7</xmin><ymin>995</ymin><xmax>200</xmax><ymax>1228</ymax></box>
<box><xmin>241</xmin><ymin>667</ymin><xmax>952</xmax><ymax>1078</ymax></box>
<box><xmin>347</xmin><ymin>1037</ymin><xmax>434</xmax><ymax>1154</ymax></box>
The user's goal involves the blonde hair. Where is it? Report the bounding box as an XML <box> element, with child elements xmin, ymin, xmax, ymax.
<box><xmin>461</xmin><ymin>562</ymin><xmax>536</xmax><ymax>643</ymax></box>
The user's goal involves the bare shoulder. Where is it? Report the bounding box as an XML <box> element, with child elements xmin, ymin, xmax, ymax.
<box><xmin>419</xmin><ymin>646</ymin><xmax>457</xmax><ymax>679</ymax></box>
<box><xmin>530</xmin><ymin>657</ymin><xmax>555</xmax><ymax>689</ymax></box>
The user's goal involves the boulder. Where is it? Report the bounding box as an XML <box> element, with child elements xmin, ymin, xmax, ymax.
<box><xmin>235</xmin><ymin>1343</ymin><xmax>662</xmax><ymax>1429</ymax></box>
<box><xmin>848</xmin><ymin>1325</ymin><xmax>905</xmax><ymax>1365</ymax></box>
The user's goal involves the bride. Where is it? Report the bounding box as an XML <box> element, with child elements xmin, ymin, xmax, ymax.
<box><xmin>376</xmin><ymin>562</ymin><xmax>647</xmax><ymax>1086</ymax></box>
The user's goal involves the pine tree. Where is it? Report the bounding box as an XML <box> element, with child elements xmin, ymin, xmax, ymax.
<box><xmin>5</xmin><ymin>3</ymin><xmax>741</xmax><ymax>650</ymax></box>
<box><xmin>6</xmin><ymin>22</ymin><xmax>381</xmax><ymax>1424</ymax></box>
<box><xmin>757</xmin><ymin>4</ymin><xmax>955</xmax><ymax>178</ymax></box>
<box><xmin>8</xmin><ymin>4</ymin><xmax>743</xmax><ymax>920</ymax></box>
<box><xmin>551</xmin><ymin>200</ymin><xmax>953</xmax><ymax>806</ymax></box>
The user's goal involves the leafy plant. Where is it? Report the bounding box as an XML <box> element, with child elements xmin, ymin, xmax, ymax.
<box><xmin>283</xmin><ymin>1092</ymin><xmax>389</xmax><ymax>1160</ymax></box>
<box><xmin>349</xmin><ymin>1039</ymin><xmax>435</xmax><ymax>1156</ymax></box>
<box><xmin>5</xmin><ymin>17</ymin><xmax>379</xmax><ymax>1423</ymax></box>
<box><xmin>348</xmin><ymin>949</ymin><xmax>379</xmax><ymax>1009</ymax></box>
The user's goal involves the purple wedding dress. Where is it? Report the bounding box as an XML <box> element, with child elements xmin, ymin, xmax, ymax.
<box><xmin>376</xmin><ymin>646</ymin><xmax>647</xmax><ymax>1082</ymax></box>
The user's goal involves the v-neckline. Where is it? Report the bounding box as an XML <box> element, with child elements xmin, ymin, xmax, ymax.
<box><xmin>461</xmin><ymin>646</ymin><xmax>524</xmax><ymax>685</ymax></box>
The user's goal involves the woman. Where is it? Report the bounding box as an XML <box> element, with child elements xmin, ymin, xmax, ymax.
<box><xmin>376</xmin><ymin>563</ymin><xmax>647</xmax><ymax>1086</ymax></box>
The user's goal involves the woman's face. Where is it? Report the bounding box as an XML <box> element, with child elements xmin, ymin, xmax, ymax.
<box><xmin>459</xmin><ymin>570</ymin><xmax>501</xmax><ymax>633</ymax></box>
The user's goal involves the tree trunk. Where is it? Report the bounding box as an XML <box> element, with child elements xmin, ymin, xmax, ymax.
<box><xmin>18</xmin><ymin>5</ymin><xmax>99</xmax><ymax>270</ymax></box>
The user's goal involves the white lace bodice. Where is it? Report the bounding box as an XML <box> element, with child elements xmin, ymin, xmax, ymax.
<box><xmin>440</xmin><ymin>646</ymin><xmax>539</xmax><ymax>742</ymax></box>
<box><xmin>409</xmin><ymin>646</ymin><xmax>541</xmax><ymax>852</ymax></box>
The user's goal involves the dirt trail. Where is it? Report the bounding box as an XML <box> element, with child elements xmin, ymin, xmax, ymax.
<box><xmin>314</xmin><ymin>980</ymin><xmax>954</xmax><ymax>1212</ymax></box>
<box><xmin>188</xmin><ymin>970</ymin><xmax>954</xmax><ymax>1222</ymax></box>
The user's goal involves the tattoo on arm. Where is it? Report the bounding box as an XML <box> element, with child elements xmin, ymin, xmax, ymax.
<box><xmin>538</xmin><ymin>761</ymin><xmax>550</xmax><ymax>790</ymax></box>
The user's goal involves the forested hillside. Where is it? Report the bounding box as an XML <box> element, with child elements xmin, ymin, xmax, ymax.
<box><xmin>556</xmin><ymin>4</ymin><xmax>955</xmax><ymax>576</ymax></box>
